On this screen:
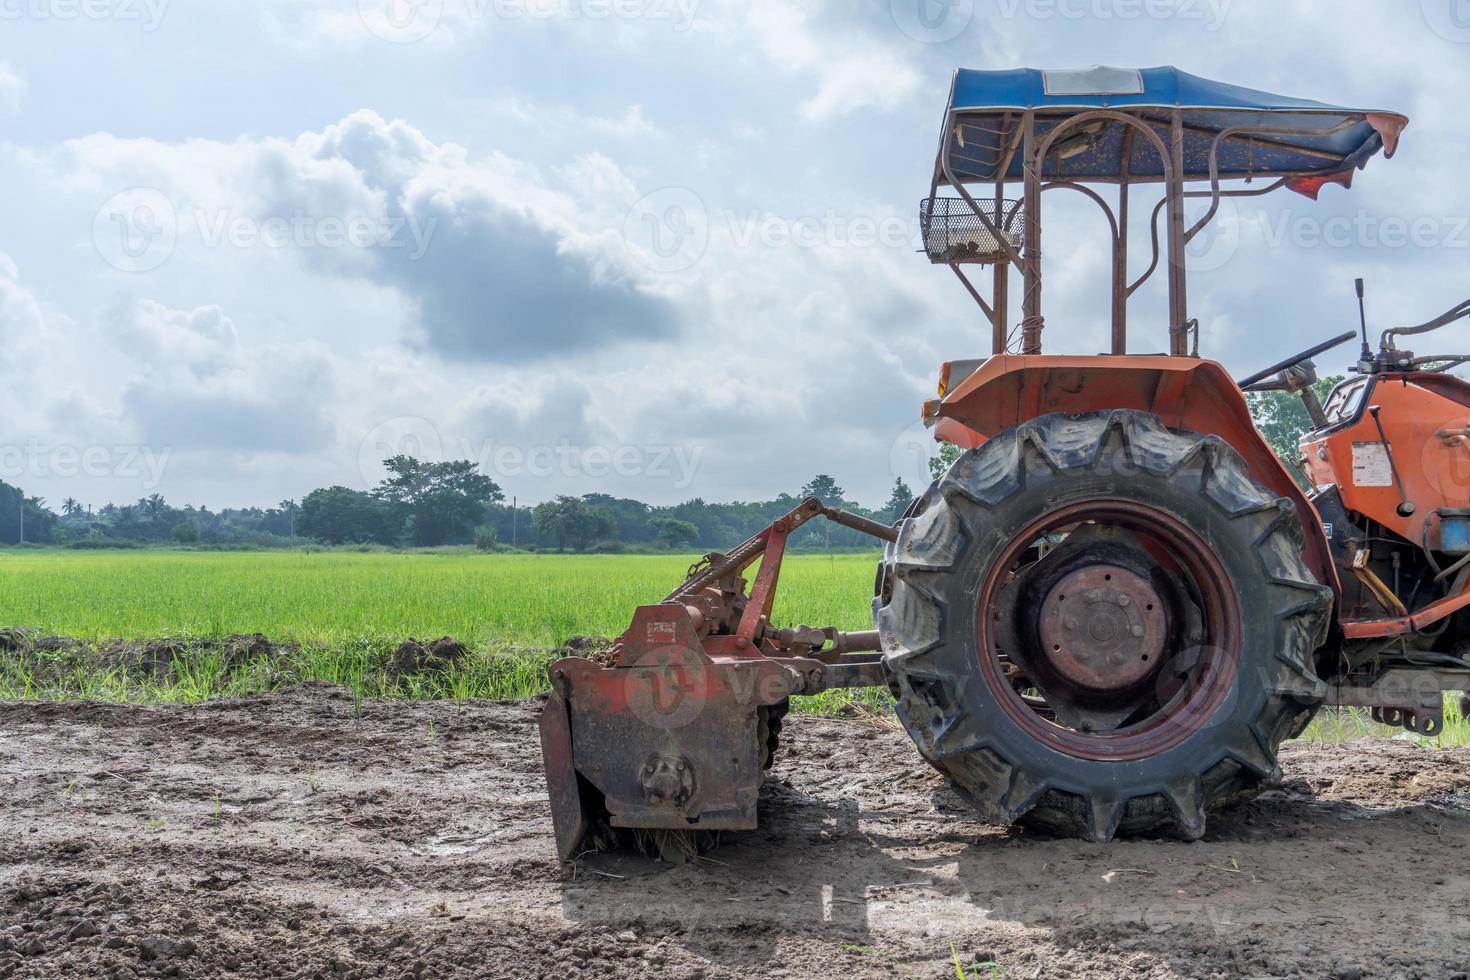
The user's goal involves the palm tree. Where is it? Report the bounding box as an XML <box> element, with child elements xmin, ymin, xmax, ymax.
<box><xmin>61</xmin><ymin>497</ymin><xmax>81</xmax><ymax>516</ymax></box>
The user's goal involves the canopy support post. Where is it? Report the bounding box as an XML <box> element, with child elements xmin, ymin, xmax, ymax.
<box><xmin>993</xmin><ymin>176</ymin><xmax>1010</xmax><ymax>354</ymax></box>
<box><xmin>1166</xmin><ymin>110</ymin><xmax>1190</xmax><ymax>357</ymax></box>
<box><xmin>1021</xmin><ymin>111</ymin><xmax>1042</xmax><ymax>354</ymax></box>
<box><xmin>1114</xmin><ymin>128</ymin><xmax>1133</xmax><ymax>355</ymax></box>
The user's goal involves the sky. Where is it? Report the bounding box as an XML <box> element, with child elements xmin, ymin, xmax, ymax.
<box><xmin>0</xmin><ymin>0</ymin><xmax>1467</xmax><ymax>511</ymax></box>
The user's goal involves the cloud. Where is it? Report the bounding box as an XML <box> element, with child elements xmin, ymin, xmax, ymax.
<box><xmin>105</xmin><ymin>298</ymin><xmax>239</xmax><ymax>373</ymax></box>
<box><xmin>0</xmin><ymin>62</ymin><xmax>24</xmax><ymax>114</ymax></box>
<box><xmin>104</xmin><ymin>297</ymin><xmax>337</xmax><ymax>454</ymax></box>
<box><xmin>487</xmin><ymin>99</ymin><xmax>663</xmax><ymax>140</ymax></box>
<box><xmin>263</xmin><ymin>1</ymin><xmax>483</xmax><ymax>49</ymax></box>
<box><xmin>742</xmin><ymin>0</ymin><xmax>921</xmax><ymax>122</ymax></box>
<box><xmin>47</xmin><ymin>110</ymin><xmax>683</xmax><ymax>364</ymax></box>
<box><xmin>3</xmin><ymin>1</ymin><xmax>1468</xmax><ymax>513</ymax></box>
<box><xmin>307</xmin><ymin>110</ymin><xmax>683</xmax><ymax>360</ymax></box>
<box><xmin>389</xmin><ymin>204</ymin><xmax>681</xmax><ymax>361</ymax></box>
<box><xmin>0</xmin><ymin>252</ymin><xmax>48</xmax><ymax>348</ymax></box>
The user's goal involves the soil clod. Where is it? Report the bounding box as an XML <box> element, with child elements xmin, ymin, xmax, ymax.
<box><xmin>390</xmin><ymin>636</ymin><xmax>467</xmax><ymax>675</ymax></box>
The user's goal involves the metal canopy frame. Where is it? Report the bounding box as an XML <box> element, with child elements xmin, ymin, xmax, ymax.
<box><xmin>932</xmin><ymin>106</ymin><xmax>1367</xmax><ymax>358</ymax></box>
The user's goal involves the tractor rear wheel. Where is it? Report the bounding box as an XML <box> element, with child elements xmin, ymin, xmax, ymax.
<box><xmin>877</xmin><ymin>411</ymin><xmax>1333</xmax><ymax>840</ymax></box>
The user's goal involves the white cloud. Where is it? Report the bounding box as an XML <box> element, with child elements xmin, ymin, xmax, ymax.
<box><xmin>0</xmin><ymin>253</ymin><xmax>47</xmax><ymax>344</ymax></box>
<box><xmin>102</xmin><ymin>296</ymin><xmax>338</xmax><ymax>454</ymax></box>
<box><xmin>743</xmin><ymin>0</ymin><xmax>921</xmax><ymax>122</ymax></box>
<box><xmin>0</xmin><ymin>62</ymin><xmax>25</xmax><ymax>114</ymax></box>
<box><xmin>106</xmin><ymin>299</ymin><xmax>239</xmax><ymax>373</ymax></box>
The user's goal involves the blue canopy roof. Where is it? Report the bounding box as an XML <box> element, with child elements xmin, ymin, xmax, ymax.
<box><xmin>939</xmin><ymin>66</ymin><xmax>1407</xmax><ymax>193</ymax></box>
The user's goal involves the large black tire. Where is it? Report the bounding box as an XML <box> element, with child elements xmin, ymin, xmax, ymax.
<box><xmin>876</xmin><ymin>411</ymin><xmax>1333</xmax><ymax>841</ymax></box>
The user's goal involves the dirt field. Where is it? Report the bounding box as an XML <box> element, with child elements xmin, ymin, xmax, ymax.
<box><xmin>1</xmin><ymin>686</ymin><xmax>1468</xmax><ymax>979</ymax></box>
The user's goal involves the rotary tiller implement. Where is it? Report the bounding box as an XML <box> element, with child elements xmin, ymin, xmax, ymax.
<box><xmin>538</xmin><ymin>496</ymin><xmax>894</xmax><ymax>861</ymax></box>
<box><xmin>542</xmin><ymin>66</ymin><xmax>1470</xmax><ymax>856</ymax></box>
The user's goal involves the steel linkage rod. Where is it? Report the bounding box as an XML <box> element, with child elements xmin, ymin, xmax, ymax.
<box><xmin>664</xmin><ymin>498</ymin><xmax>822</xmax><ymax>603</ymax></box>
<box><xmin>664</xmin><ymin>497</ymin><xmax>897</xmax><ymax>605</ymax></box>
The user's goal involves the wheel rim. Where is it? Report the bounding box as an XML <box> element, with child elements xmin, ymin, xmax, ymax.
<box><xmin>976</xmin><ymin>499</ymin><xmax>1241</xmax><ymax>762</ymax></box>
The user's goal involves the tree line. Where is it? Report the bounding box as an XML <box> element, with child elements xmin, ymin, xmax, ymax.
<box><xmin>0</xmin><ymin>456</ymin><xmax>918</xmax><ymax>552</ymax></box>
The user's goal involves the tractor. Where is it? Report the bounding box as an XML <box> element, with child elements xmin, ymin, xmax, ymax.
<box><xmin>540</xmin><ymin>65</ymin><xmax>1470</xmax><ymax>858</ymax></box>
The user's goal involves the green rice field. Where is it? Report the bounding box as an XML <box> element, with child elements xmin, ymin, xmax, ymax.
<box><xmin>0</xmin><ymin>549</ymin><xmax>876</xmax><ymax>648</ymax></box>
<box><xmin>0</xmin><ymin>549</ymin><xmax>883</xmax><ymax>711</ymax></box>
<box><xmin>0</xmin><ymin>548</ymin><xmax>1463</xmax><ymax>743</ymax></box>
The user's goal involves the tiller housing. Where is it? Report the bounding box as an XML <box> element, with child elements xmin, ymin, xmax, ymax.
<box><xmin>539</xmin><ymin>497</ymin><xmax>892</xmax><ymax>860</ymax></box>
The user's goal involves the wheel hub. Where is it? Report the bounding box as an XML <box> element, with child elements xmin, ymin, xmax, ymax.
<box><xmin>1037</xmin><ymin>564</ymin><xmax>1166</xmax><ymax>691</ymax></box>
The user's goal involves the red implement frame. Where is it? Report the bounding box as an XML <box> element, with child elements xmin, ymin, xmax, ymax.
<box><xmin>538</xmin><ymin>497</ymin><xmax>893</xmax><ymax>860</ymax></box>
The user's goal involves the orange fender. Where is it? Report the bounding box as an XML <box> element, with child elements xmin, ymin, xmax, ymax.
<box><xmin>926</xmin><ymin>354</ymin><xmax>1339</xmax><ymax>595</ymax></box>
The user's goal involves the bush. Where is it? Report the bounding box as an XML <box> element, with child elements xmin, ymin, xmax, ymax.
<box><xmin>474</xmin><ymin>524</ymin><xmax>498</xmax><ymax>552</ymax></box>
<box><xmin>171</xmin><ymin>521</ymin><xmax>200</xmax><ymax>544</ymax></box>
<box><xmin>64</xmin><ymin>538</ymin><xmax>143</xmax><ymax>550</ymax></box>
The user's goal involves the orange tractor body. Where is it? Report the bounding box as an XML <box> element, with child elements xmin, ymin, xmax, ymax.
<box><xmin>927</xmin><ymin>354</ymin><xmax>1340</xmax><ymax>593</ymax></box>
<box><xmin>540</xmin><ymin>66</ymin><xmax>1470</xmax><ymax>858</ymax></box>
<box><xmin>1301</xmin><ymin>372</ymin><xmax>1470</xmax><ymax>550</ymax></box>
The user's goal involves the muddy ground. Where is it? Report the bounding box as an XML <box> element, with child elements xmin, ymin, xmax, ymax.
<box><xmin>1</xmin><ymin>686</ymin><xmax>1468</xmax><ymax>979</ymax></box>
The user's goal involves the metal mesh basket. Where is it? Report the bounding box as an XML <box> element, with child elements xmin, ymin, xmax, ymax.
<box><xmin>920</xmin><ymin>197</ymin><xmax>1025</xmax><ymax>265</ymax></box>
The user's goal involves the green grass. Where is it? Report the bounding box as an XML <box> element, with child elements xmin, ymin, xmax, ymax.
<box><xmin>0</xmin><ymin>549</ymin><xmax>882</xmax><ymax>711</ymax></box>
<box><xmin>1298</xmin><ymin>696</ymin><xmax>1470</xmax><ymax>748</ymax></box>
<box><xmin>0</xmin><ymin>549</ymin><xmax>876</xmax><ymax>648</ymax></box>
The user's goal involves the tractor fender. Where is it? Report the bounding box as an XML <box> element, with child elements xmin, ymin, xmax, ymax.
<box><xmin>927</xmin><ymin>354</ymin><xmax>1339</xmax><ymax>596</ymax></box>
